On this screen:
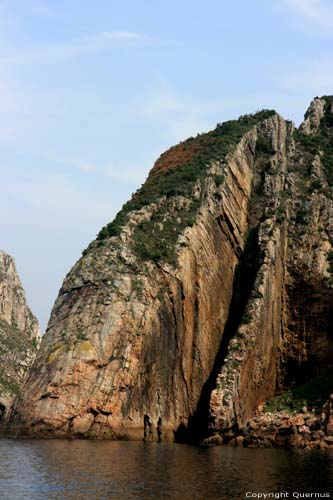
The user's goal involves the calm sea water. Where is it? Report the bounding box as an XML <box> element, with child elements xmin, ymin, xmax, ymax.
<box><xmin>0</xmin><ymin>439</ymin><xmax>332</xmax><ymax>500</ymax></box>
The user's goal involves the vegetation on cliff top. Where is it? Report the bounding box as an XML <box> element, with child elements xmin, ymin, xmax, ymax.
<box><xmin>95</xmin><ymin>109</ymin><xmax>276</xmax><ymax>264</ymax></box>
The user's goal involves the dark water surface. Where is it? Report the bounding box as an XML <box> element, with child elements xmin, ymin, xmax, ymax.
<box><xmin>0</xmin><ymin>439</ymin><xmax>332</xmax><ymax>500</ymax></box>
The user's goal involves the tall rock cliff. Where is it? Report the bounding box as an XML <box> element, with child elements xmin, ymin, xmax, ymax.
<box><xmin>0</xmin><ymin>251</ymin><xmax>40</xmax><ymax>415</ymax></box>
<box><xmin>209</xmin><ymin>96</ymin><xmax>333</xmax><ymax>437</ymax></box>
<box><xmin>8</xmin><ymin>97</ymin><xmax>333</xmax><ymax>442</ymax></box>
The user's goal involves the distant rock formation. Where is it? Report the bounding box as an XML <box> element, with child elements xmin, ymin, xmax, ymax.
<box><xmin>0</xmin><ymin>251</ymin><xmax>40</xmax><ymax>416</ymax></box>
<box><xmin>7</xmin><ymin>97</ymin><xmax>333</xmax><ymax>445</ymax></box>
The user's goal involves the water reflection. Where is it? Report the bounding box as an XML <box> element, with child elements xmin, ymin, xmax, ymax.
<box><xmin>0</xmin><ymin>440</ymin><xmax>332</xmax><ymax>499</ymax></box>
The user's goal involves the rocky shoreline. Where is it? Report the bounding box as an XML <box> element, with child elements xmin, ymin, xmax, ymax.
<box><xmin>205</xmin><ymin>398</ymin><xmax>333</xmax><ymax>450</ymax></box>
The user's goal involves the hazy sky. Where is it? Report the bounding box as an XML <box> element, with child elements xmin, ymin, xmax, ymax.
<box><xmin>1</xmin><ymin>0</ymin><xmax>333</xmax><ymax>331</ymax></box>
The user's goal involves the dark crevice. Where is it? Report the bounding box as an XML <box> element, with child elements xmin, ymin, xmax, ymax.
<box><xmin>275</xmin><ymin>277</ymin><xmax>333</xmax><ymax>407</ymax></box>
<box><xmin>89</xmin><ymin>407</ymin><xmax>99</xmax><ymax>417</ymax></box>
<box><xmin>175</xmin><ymin>225</ymin><xmax>263</xmax><ymax>444</ymax></box>
<box><xmin>0</xmin><ymin>402</ymin><xmax>6</xmax><ymax>420</ymax></box>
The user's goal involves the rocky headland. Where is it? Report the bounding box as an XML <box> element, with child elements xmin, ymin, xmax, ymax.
<box><xmin>5</xmin><ymin>96</ymin><xmax>333</xmax><ymax>448</ymax></box>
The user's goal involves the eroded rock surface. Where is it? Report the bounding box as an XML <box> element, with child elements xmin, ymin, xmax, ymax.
<box><xmin>205</xmin><ymin>396</ymin><xmax>333</xmax><ymax>450</ymax></box>
<box><xmin>208</xmin><ymin>97</ymin><xmax>333</xmax><ymax>441</ymax></box>
<box><xmin>7</xmin><ymin>98</ymin><xmax>333</xmax><ymax>443</ymax></box>
<box><xmin>0</xmin><ymin>251</ymin><xmax>40</xmax><ymax>415</ymax></box>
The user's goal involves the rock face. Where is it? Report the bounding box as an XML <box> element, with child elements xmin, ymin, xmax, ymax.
<box><xmin>7</xmin><ymin>97</ymin><xmax>333</xmax><ymax>443</ymax></box>
<box><xmin>209</xmin><ymin>96</ymin><xmax>333</xmax><ymax>438</ymax></box>
<box><xmin>0</xmin><ymin>251</ymin><xmax>40</xmax><ymax>415</ymax></box>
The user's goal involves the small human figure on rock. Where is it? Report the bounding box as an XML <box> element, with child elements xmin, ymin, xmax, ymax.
<box><xmin>143</xmin><ymin>414</ymin><xmax>153</xmax><ymax>442</ymax></box>
<box><xmin>157</xmin><ymin>417</ymin><xmax>162</xmax><ymax>443</ymax></box>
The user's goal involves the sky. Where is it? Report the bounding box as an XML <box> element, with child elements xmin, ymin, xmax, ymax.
<box><xmin>1</xmin><ymin>0</ymin><xmax>333</xmax><ymax>331</ymax></box>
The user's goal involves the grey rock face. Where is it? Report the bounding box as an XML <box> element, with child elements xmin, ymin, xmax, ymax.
<box><xmin>0</xmin><ymin>251</ymin><xmax>40</xmax><ymax>413</ymax></box>
<box><xmin>299</xmin><ymin>97</ymin><xmax>325</xmax><ymax>135</ymax></box>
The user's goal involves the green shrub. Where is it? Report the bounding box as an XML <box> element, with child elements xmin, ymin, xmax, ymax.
<box><xmin>256</xmin><ymin>136</ymin><xmax>275</xmax><ymax>155</ymax></box>
<box><xmin>241</xmin><ymin>312</ymin><xmax>252</xmax><ymax>325</ymax></box>
<box><xmin>214</xmin><ymin>174</ymin><xmax>225</xmax><ymax>186</ymax></box>
<box><xmin>327</xmin><ymin>251</ymin><xmax>333</xmax><ymax>273</ymax></box>
<box><xmin>295</xmin><ymin>208</ymin><xmax>307</xmax><ymax>225</ymax></box>
<box><xmin>276</xmin><ymin>204</ymin><xmax>286</xmax><ymax>223</ymax></box>
<box><xmin>265</xmin><ymin>367</ymin><xmax>333</xmax><ymax>413</ymax></box>
<box><xmin>308</xmin><ymin>180</ymin><xmax>322</xmax><ymax>193</ymax></box>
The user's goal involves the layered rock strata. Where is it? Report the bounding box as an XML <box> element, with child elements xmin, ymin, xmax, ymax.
<box><xmin>0</xmin><ymin>251</ymin><xmax>40</xmax><ymax>415</ymax></box>
<box><xmin>208</xmin><ymin>97</ymin><xmax>333</xmax><ymax>439</ymax></box>
<box><xmin>7</xmin><ymin>97</ymin><xmax>333</xmax><ymax>443</ymax></box>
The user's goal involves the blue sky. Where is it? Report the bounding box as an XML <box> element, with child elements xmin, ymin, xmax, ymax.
<box><xmin>1</xmin><ymin>0</ymin><xmax>333</xmax><ymax>330</ymax></box>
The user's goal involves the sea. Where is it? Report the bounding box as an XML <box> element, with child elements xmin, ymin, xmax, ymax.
<box><xmin>0</xmin><ymin>439</ymin><xmax>332</xmax><ymax>500</ymax></box>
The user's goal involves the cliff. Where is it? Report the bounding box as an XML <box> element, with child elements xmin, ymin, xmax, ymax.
<box><xmin>0</xmin><ymin>251</ymin><xmax>40</xmax><ymax>416</ymax></box>
<box><xmin>7</xmin><ymin>97</ymin><xmax>333</xmax><ymax>443</ymax></box>
<box><xmin>209</xmin><ymin>96</ymin><xmax>333</xmax><ymax>438</ymax></box>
